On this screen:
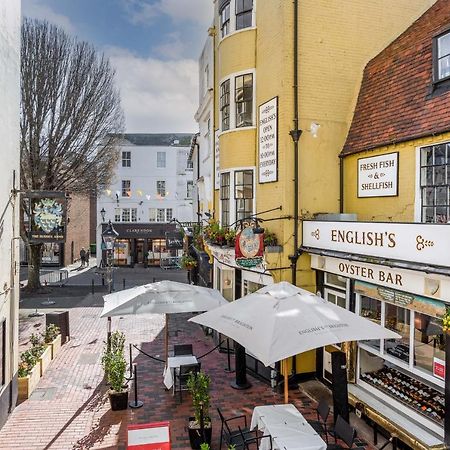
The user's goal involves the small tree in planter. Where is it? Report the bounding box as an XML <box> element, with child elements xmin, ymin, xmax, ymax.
<box><xmin>187</xmin><ymin>370</ymin><xmax>212</xmax><ymax>449</ymax></box>
<box><xmin>101</xmin><ymin>330</ymin><xmax>128</xmax><ymax>410</ymax></box>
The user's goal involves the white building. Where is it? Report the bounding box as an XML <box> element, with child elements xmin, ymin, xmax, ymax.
<box><xmin>96</xmin><ymin>134</ymin><xmax>194</xmax><ymax>266</ymax></box>
<box><xmin>0</xmin><ymin>0</ymin><xmax>20</xmax><ymax>428</ymax></box>
<box><xmin>192</xmin><ymin>34</ymin><xmax>215</xmax><ymax>220</ymax></box>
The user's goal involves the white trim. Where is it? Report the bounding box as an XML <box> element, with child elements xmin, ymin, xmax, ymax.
<box><xmin>414</xmin><ymin>145</ymin><xmax>422</xmax><ymax>222</ymax></box>
<box><xmin>218</xmin><ymin>126</ymin><xmax>256</xmax><ymax>139</ymax></box>
<box><xmin>324</xmin><ymin>287</ymin><xmax>348</xmax><ymax>310</ymax></box>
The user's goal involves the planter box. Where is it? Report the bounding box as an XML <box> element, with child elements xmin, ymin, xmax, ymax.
<box><xmin>18</xmin><ymin>364</ymin><xmax>40</xmax><ymax>401</ymax></box>
<box><xmin>50</xmin><ymin>334</ymin><xmax>62</xmax><ymax>359</ymax></box>
<box><xmin>39</xmin><ymin>346</ymin><xmax>52</xmax><ymax>376</ymax></box>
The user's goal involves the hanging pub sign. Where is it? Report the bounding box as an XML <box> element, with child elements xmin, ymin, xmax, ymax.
<box><xmin>27</xmin><ymin>191</ymin><xmax>67</xmax><ymax>243</ymax></box>
<box><xmin>235</xmin><ymin>226</ymin><xmax>264</xmax><ymax>268</ymax></box>
<box><xmin>165</xmin><ymin>230</ymin><xmax>184</xmax><ymax>249</ymax></box>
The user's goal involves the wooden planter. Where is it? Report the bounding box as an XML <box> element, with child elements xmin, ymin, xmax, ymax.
<box><xmin>39</xmin><ymin>346</ymin><xmax>52</xmax><ymax>376</ymax></box>
<box><xmin>18</xmin><ymin>364</ymin><xmax>40</xmax><ymax>401</ymax></box>
<box><xmin>50</xmin><ymin>334</ymin><xmax>62</xmax><ymax>359</ymax></box>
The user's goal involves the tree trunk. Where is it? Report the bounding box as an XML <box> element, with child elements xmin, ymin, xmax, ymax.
<box><xmin>27</xmin><ymin>243</ymin><xmax>42</xmax><ymax>292</ymax></box>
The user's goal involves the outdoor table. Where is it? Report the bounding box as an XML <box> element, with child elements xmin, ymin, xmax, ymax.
<box><xmin>250</xmin><ymin>404</ymin><xmax>326</xmax><ymax>450</ymax></box>
<box><xmin>163</xmin><ymin>355</ymin><xmax>198</xmax><ymax>390</ymax></box>
<box><xmin>127</xmin><ymin>421</ymin><xmax>171</xmax><ymax>449</ymax></box>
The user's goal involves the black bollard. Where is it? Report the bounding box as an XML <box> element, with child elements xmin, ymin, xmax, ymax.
<box><xmin>128</xmin><ymin>343</ymin><xmax>133</xmax><ymax>380</ymax></box>
<box><xmin>231</xmin><ymin>343</ymin><xmax>251</xmax><ymax>390</ymax></box>
<box><xmin>123</xmin><ymin>278</ymin><xmax>126</xmax><ymax>290</ymax></box>
<box><xmin>129</xmin><ymin>364</ymin><xmax>144</xmax><ymax>409</ymax></box>
<box><xmin>91</xmin><ymin>279</ymin><xmax>95</xmax><ymax>294</ymax></box>
<box><xmin>224</xmin><ymin>338</ymin><xmax>234</xmax><ymax>373</ymax></box>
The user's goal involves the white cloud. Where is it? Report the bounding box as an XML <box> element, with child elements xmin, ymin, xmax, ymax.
<box><xmin>22</xmin><ymin>0</ymin><xmax>76</xmax><ymax>33</ymax></box>
<box><xmin>107</xmin><ymin>47</ymin><xmax>198</xmax><ymax>133</ymax></box>
<box><xmin>123</xmin><ymin>0</ymin><xmax>212</xmax><ymax>28</ymax></box>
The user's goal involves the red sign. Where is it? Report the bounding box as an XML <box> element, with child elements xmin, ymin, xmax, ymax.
<box><xmin>433</xmin><ymin>357</ymin><xmax>445</xmax><ymax>380</ymax></box>
<box><xmin>128</xmin><ymin>421</ymin><xmax>171</xmax><ymax>450</ymax></box>
<box><xmin>235</xmin><ymin>227</ymin><xmax>264</xmax><ymax>268</ymax></box>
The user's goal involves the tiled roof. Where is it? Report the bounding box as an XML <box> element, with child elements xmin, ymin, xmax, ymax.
<box><xmin>111</xmin><ymin>133</ymin><xmax>193</xmax><ymax>147</ymax></box>
<box><xmin>342</xmin><ymin>0</ymin><xmax>450</xmax><ymax>156</ymax></box>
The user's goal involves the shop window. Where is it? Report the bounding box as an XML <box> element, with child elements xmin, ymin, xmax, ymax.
<box><xmin>324</xmin><ymin>273</ymin><xmax>347</xmax><ymax>290</ymax></box>
<box><xmin>114</xmin><ymin>239</ymin><xmax>130</xmax><ymax>265</ymax></box>
<box><xmin>236</xmin><ymin>0</ymin><xmax>253</xmax><ymax>31</ymax></box>
<box><xmin>220</xmin><ymin>80</ymin><xmax>230</xmax><ymax>131</ymax></box>
<box><xmin>235</xmin><ymin>74</ymin><xmax>253</xmax><ymax>127</ymax></box>
<box><xmin>217</xmin><ymin>266</ymin><xmax>234</xmax><ymax>301</ymax></box>
<box><xmin>157</xmin><ymin>208</ymin><xmax>165</xmax><ymax>222</ymax></box>
<box><xmin>122</xmin><ymin>180</ymin><xmax>131</xmax><ymax>197</ymax></box>
<box><xmin>325</xmin><ymin>289</ymin><xmax>346</xmax><ymax>309</ymax></box>
<box><xmin>131</xmin><ymin>208</ymin><xmax>137</xmax><ymax>222</ymax></box>
<box><xmin>385</xmin><ymin>303</ymin><xmax>411</xmax><ymax>363</ymax></box>
<box><xmin>220</xmin><ymin>172</ymin><xmax>230</xmax><ymax>226</ymax></box>
<box><xmin>157</xmin><ymin>151</ymin><xmax>166</xmax><ymax>168</ymax></box>
<box><xmin>220</xmin><ymin>1</ymin><xmax>231</xmax><ymax>37</ymax></box>
<box><xmin>234</xmin><ymin>169</ymin><xmax>253</xmax><ymax>221</ymax></box>
<box><xmin>121</xmin><ymin>208</ymin><xmax>130</xmax><ymax>222</ymax></box>
<box><xmin>149</xmin><ymin>208</ymin><xmax>157</xmax><ymax>222</ymax></box>
<box><xmin>187</xmin><ymin>181</ymin><xmax>193</xmax><ymax>198</ymax></box>
<box><xmin>360</xmin><ymin>296</ymin><xmax>381</xmax><ymax>350</ymax></box>
<box><xmin>0</xmin><ymin>320</ymin><xmax>5</xmax><ymax>386</ymax></box>
<box><xmin>166</xmin><ymin>208</ymin><xmax>173</xmax><ymax>222</ymax></box>
<box><xmin>434</xmin><ymin>30</ymin><xmax>450</xmax><ymax>82</ymax></box>
<box><xmin>122</xmin><ymin>151</ymin><xmax>131</xmax><ymax>167</ymax></box>
<box><xmin>114</xmin><ymin>208</ymin><xmax>121</xmax><ymax>222</ymax></box>
<box><xmin>420</xmin><ymin>142</ymin><xmax>450</xmax><ymax>223</ymax></box>
<box><xmin>414</xmin><ymin>312</ymin><xmax>445</xmax><ymax>376</ymax></box>
<box><xmin>157</xmin><ymin>180</ymin><xmax>166</xmax><ymax>197</ymax></box>
<box><xmin>243</xmin><ymin>279</ymin><xmax>264</xmax><ymax>295</ymax></box>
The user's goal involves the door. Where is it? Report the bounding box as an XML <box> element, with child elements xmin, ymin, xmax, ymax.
<box><xmin>136</xmin><ymin>239</ymin><xmax>144</xmax><ymax>264</ymax></box>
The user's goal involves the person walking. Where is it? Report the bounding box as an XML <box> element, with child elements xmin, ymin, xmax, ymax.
<box><xmin>80</xmin><ymin>247</ymin><xmax>86</xmax><ymax>267</ymax></box>
<box><xmin>86</xmin><ymin>249</ymin><xmax>90</xmax><ymax>266</ymax></box>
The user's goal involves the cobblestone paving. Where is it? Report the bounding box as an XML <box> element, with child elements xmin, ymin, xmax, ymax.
<box><xmin>1</xmin><ymin>270</ymin><xmax>377</xmax><ymax>450</ymax></box>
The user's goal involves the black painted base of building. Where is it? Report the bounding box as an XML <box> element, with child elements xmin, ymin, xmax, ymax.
<box><xmin>0</xmin><ymin>373</ymin><xmax>18</xmax><ymax>430</ymax></box>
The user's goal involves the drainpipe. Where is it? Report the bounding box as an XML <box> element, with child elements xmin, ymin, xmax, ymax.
<box><xmin>339</xmin><ymin>155</ymin><xmax>344</xmax><ymax>213</ymax></box>
<box><xmin>289</xmin><ymin>0</ymin><xmax>301</xmax><ymax>286</ymax></box>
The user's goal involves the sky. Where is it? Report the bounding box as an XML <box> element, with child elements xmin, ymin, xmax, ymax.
<box><xmin>22</xmin><ymin>0</ymin><xmax>213</xmax><ymax>133</ymax></box>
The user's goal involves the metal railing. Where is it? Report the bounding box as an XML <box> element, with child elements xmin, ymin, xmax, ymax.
<box><xmin>40</xmin><ymin>269</ymin><xmax>69</xmax><ymax>286</ymax></box>
<box><xmin>160</xmin><ymin>256</ymin><xmax>181</xmax><ymax>270</ymax></box>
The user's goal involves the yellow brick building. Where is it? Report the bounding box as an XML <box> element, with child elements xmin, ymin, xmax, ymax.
<box><xmin>198</xmin><ymin>0</ymin><xmax>436</xmax><ymax>380</ymax></box>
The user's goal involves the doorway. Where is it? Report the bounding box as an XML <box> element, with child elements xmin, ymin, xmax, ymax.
<box><xmin>136</xmin><ymin>239</ymin><xmax>145</xmax><ymax>264</ymax></box>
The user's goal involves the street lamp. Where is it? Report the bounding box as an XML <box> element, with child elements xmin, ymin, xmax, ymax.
<box><xmin>100</xmin><ymin>207</ymin><xmax>106</xmax><ymax>223</ymax></box>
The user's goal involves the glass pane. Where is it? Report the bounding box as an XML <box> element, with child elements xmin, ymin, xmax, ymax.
<box><xmin>423</xmin><ymin>187</ymin><xmax>434</xmax><ymax>206</ymax></box>
<box><xmin>421</xmin><ymin>147</ymin><xmax>433</xmax><ymax>166</ymax></box>
<box><xmin>325</xmin><ymin>273</ymin><xmax>347</xmax><ymax>288</ymax></box>
<box><xmin>435</xmin><ymin>207</ymin><xmax>448</xmax><ymax>223</ymax></box>
<box><xmin>421</xmin><ymin>167</ymin><xmax>433</xmax><ymax>186</ymax></box>
<box><xmin>436</xmin><ymin>186</ymin><xmax>447</xmax><ymax>205</ymax></box>
<box><xmin>423</xmin><ymin>206</ymin><xmax>434</xmax><ymax>223</ymax></box>
<box><xmin>235</xmin><ymin>171</ymin><xmax>244</xmax><ymax>185</ymax></box>
<box><xmin>385</xmin><ymin>304</ymin><xmax>410</xmax><ymax>363</ymax></box>
<box><xmin>360</xmin><ymin>296</ymin><xmax>381</xmax><ymax>350</ymax></box>
<box><xmin>434</xmin><ymin>165</ymin><xmax>445</xmax><ymax>185</ymax></box>
<box><xmin>438</xmin><ymin>32</ymin><xmax>450</xmax><ymax>58</ymax></box>
<box><xmin>414</xmin><ymin>312</ymin><xmax>445</xmax><ymax>375</ymax></box>
<box><xmin>438</xmin><ymin>55</ymin><xmax>450</xmax><ymax>80</ymax></box>
<box><xmin>434</xmin><ymin>144</ymin><xmax>446</xmax><ymax>165</ymax></box>
<box><xmin>243</xmin><ymin>170</ymin><xmax>253</xmax><ymax>185</ymax></box>
<box><xmin>337</xmin><ymin>296</ymin><xmax>346</xmax><ymax>309</ymax></box>
<box><xmin>327</xmin><ymin>293</ymin><xmax>336</xmax><ymax>305</ymax></box>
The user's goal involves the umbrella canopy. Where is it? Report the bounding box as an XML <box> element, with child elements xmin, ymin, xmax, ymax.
<box><xmin>101</xmin><ymin>280</ymin><xmax>228</xmax><ymax>318</ymax></box>
<box><xmin>189</xmin><ymin>281</ymin><xmax>400</xmax><ymax>367</ymax></box>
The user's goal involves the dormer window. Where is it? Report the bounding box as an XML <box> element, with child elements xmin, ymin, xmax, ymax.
<box><xmin>434</xmin><ymin>31</ymin><xmax>450</xmax><ymax>82</ymax></box>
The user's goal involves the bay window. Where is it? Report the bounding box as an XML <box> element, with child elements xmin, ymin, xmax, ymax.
<box><xmin>235</xmin><ymin>74</ymin><xmax>253</xmax><ymax>128</ymax></box>
<box><xmin>220</xmin><ymin>80</ymin><xmax>230</xmax><ymax>131</ymax></box>
<box><xmin>234</xmin><ymin>170</ymin><xmax>253</xmax><ymax>221</ymax></box>
<box><xmin>220</xmin><ymin>2</ymin><xmax>231</xmax><ymax>38</ymax></box>
<box><xmin>220</xmin><ymin>172</ymin><xmax>230</xmax><ymax>226</ymax></box>
<box><xmin>236</xmin><ymin>0</ymin><xmax>253</xmax><ymax>30</ymax></box>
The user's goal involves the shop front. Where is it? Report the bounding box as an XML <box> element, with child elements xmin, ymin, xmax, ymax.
<box><xmin>303</xmin><ymin>220</ymin><xmax>450</xmax><ymax>450</ymax></box>
<box><xmin>102</xmin><ymin>223</ymin><xmax>180</xmax><ymax>267</ymax></box>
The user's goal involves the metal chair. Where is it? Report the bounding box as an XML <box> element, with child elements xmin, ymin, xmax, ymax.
<box><xmin>327</xmin><ymin>415</ymin><xmax>365</xmax><ymax>449</ymax></box>
<box><xmin>308</xmin><ymin>398</ymin><xmax>330</xmax><ymax>443</ymax></box>
<box><xmin>217</xmin><ymin>407</ymin><xmax>250</xmax><ymax>450</ymax></box>
<box><xmin>239</xmin><ymin>426</ymin><xmax>273</xmax><ymax>450</ymax></box>
<box><xmin>174</xmin><ymin>344</ymin><xmax>193</xmax><ymax>356</ymax></box>
<box><xmin>174</xmin><ymin>362</ymin><xmax>200</xmax><ymax>403</ymax></box>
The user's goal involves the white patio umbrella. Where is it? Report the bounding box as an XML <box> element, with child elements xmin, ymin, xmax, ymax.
<box><xmin>101</xmin><ymin>280</ymin><xmax>228</xmax><ymax>362</ymax></box>
<box><xmin>189</xmin><ymin>281</ymin><xmax>400</xmax><ymax>403</ymax></box>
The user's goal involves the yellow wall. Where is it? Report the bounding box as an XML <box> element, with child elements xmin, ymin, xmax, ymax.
<box><xmin>344</xmin><ymin>132</ymin><xmax>450</xmax><ymax>221</ymax></box>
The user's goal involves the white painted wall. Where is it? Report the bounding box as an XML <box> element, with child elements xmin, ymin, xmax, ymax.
<box><xmin>0</xmin><ymin>0</ymin><xmax>20</xmax><ymax>422</ymax></box>
<box><xmin>194</xmin><ymin>37</ymin><xmax>214</xmax><ymax>218</ymax></box>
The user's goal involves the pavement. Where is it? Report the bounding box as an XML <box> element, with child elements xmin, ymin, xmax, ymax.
<box><xmin>1</xmin><ymin>266</ymin><xmax>381</xmax><ymax>450</ymax></box>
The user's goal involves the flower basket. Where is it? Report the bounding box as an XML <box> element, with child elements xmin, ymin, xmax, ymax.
<box><xmin>181</xmin><ymin>255</ymin><xmax>197</xmax><ymax>270</ymax></box>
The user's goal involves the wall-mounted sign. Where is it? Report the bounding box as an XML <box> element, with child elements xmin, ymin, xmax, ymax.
<box><xmin>303</xmin><ymin>220</ymin><xmax>450</xmax><ymax>268</ymax></box>
<box><xmin>214</xmin><ymin>130</ymin><xmax>220</xmax><ymax>190</ymax></box>
<box><xmin>258</xmin><ymin>97</ymin><xmax>278</xmax><ymax>183</ymax></box>
<box><xmin>433</xmin><ymin>357</ymin><xmax>445</xmax><ymax>380</ymax></box>
<box><xmin>27</xmin><ymin>191</ymin><xmax>67</xmax><ymax>243</ymax></box>
<box><xmin>165</xmin><ymin>231</ymin><xmax>183</xmax><ymax>249</ymax></box>
<box><xmin>358</xmin><ymin>152</ymin><xmax>398</xmax><ymax>197</ymax></box>
<box><xmin>235</xmin><ymin>227</ymin><xmax>264</xmax><ymax>268</ymax></box>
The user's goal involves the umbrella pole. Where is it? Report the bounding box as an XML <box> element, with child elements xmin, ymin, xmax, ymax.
<box><xmin>283</xmin><ymin>359</ymin><xmax>289</xmax><ymax>404</ymax></box>
<box><xmin>165</xmin><ymin>314</ymin><xmax>169</xmax><ymax>365</ymax></box>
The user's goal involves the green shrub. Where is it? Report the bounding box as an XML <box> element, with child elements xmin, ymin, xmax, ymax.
<box><xmin>101</xmin><ymin>331</ymin><xmax>127</xmax><ymax>393</ymax></box>
<box><xmin>187</xmin><ymin>370</ymin><xmax>211</xmax><ymax>426</ymax></box>
<box><xmin>42</xmin><ymin>324</ymin><xmax>60</xmax><ymax>344</ymax></box>
<box><xmin>18</xmin><ymin>350</ymin><xmax>38</xmax><ymax>377</ymax></box>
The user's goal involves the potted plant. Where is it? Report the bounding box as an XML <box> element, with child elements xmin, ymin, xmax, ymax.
<box><xmin>224</xmin><ymin>229</ymin><xmax>237</xmax><ymax>247</ymax></box>
<box><xmin>101</xmin><ymin>330</ymin><xmax>128</xmax><ymax>410</ymax></box>
<box><xmin>187</xmin><ymin>370</ymin><xmax>212</xmax><ymax>449</ymax></box>
<box><xmin>17</xmin><ymin>349</ymin><xmax>40</xmax><ymax>401</ymax></box>
<box><xmin>181</xmin><ymin>254</ymin><xmax>198</xmax><ymax>270</ymax></box>
<box><xmin>42</xmin><ymin>324</ymin><xmax>61</xmax><ymax>359</ymax></box>
<box><xmin>264</xmin><ymin>231</ymin><xmax>282</xmax><ymax>253</ymax></box>
<box><xmin>30</xmin><ymin>333</ymin><xmax>51</xmax><ymax>376</ymax></box>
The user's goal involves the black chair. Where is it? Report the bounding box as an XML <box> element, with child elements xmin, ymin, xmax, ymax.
<box><xmin>239</xmin><ymin>426</ymin><xmax>273</xmax><ymax>450</ymax></box>
<box><xmin>174</xmin><ymin>362</ymin><xmax>200</xmax><ymax>403</ymax></box>
<box><xmin>308</xmin><ymin>398</ymin><xmax>330</xmax><ymax>443</ymax></box>
<box><xmin>174</xmin><ymin>344</ymin><xmax>193</xmax><ymax>356</ymax></box>
<box><xmin>327</xmin><ymin>415</ymin><xmax>364</xmax><ymax>449</ymax></box>
<box><xmin>217</xmin><ymin>407</ymin><xmax>250</xmax><ymax>450</ymax></box>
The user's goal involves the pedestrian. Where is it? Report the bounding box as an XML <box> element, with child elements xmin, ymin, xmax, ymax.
<box><xmin>86</xmin><ymin>248</ymin><xmax>90</xmax><ymax>266</ymax></box>
<box><xmin>80</xmin><ymin>247</ymin><xmax>86</xmax><ymax>267</ymax></box>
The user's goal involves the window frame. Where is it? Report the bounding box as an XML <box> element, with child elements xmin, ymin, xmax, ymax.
<box><xmin>121</xmin><ymin>180</ymin><xmax>131</xmax><ymax>197</ymax></box>
<box><xmin>157</xmin><ymin>208</ymin><xmax>165</xmax><ymax>222</ymax></box>
<box><xmin>121</xmin><ymin>208</ymin><xmax>131</xmax><ymax>222</ymax></box>
<box><xmin>121</xmin><ymin>151</ymin><xmax>131</xmax><ymax>167</ymax></box>
<box><xmin>235</xmin><ymin>73</ymin><xmax>253</xmax><ymax>128</ymax></box>
<box><xmin>114</xmin><ymin>208</ymin><xmax>121</xmax><ymax>222</ymax></box>
<box><xmin>433</xmin><ymin>29</ymin><xmax>450</xmax><ymax>84</ymax></box>
<box><xmin>235</xmin><ymin>0</ymin><xmax>253</xmax><ymax>31</ymax></box>
<box><xmin>220</xmin><ymin>172</ymin><xmax>231</xmax><ymax>226</ymax></box>
<box><xmin>220</xmin><ymin>1</ymin><xmax>231</xmax><ymax>38</ymax></box>
<box><xmin>166</xmin><ymin>208</ymin><xmax>173</xmax><ymax>222</ymax></box>
<box><xmin>156</xmin><ymin>180</ymin><xmax>166</xmax><ymax>197</ymax></box>
<box><xmin>234</xmin><ymin>169</ymin><xmax>254</xmax><ymax>221</ymax></box>
<box><xmin>149</xmin><ymin>208</ymin><xmax>157</xmax><ymax>222</ymax></box>
<box><xmin>220</xmin><ymin>79</ymin><xmax>231</xmax><ymax>131</ymax></box>
<box><xmin>157</xmin><ymin>151</ymin><xmax>166</xmax><ymax>168</ymax></box>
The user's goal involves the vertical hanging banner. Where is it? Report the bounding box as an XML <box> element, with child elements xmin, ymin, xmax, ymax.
<box><xmin>258</xmin><ymin>97</ymin><xmax>278</xmax><ymax>183</ymax></box>
<box><xmin>214</xmin><ymin>130</ymin><xmax>220</xmax><ymax>190</ymax></box>
<box><xmin>27</xmin><ymin>191</ymin><xmax>67</xmax><ymax>243</ymax></box>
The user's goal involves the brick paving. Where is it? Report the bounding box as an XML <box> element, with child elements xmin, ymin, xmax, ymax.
<box><xmin>2</xmin><ymin>268</ymin><xmax>377</xmax><ymax>450</ymax></box>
